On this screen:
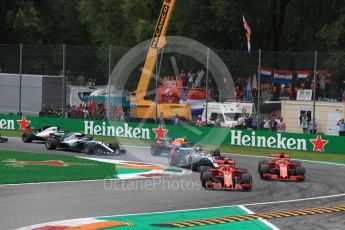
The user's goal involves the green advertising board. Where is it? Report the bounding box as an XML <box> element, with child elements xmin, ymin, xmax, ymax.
<box><xmin>0</xmin><ymin>114</ymin><xmax>343</xmax><ymax>154</ymax></box>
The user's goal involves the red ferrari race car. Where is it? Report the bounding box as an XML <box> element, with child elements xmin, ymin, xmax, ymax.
<box><xmin>258</xmin><ymin>153</ymin><xmax>306</xmax><ymax>181</ymax></box>
<box><xmin>200</xmin><ymin>159</ymin><xmax>253</xmax><ymax>191</ymax></box>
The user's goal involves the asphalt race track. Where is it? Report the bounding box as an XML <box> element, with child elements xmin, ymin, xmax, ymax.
<box><xmin>0</xmin><ymin>137</ymin><xmax>344</xmax><ymax>229</ymax></box>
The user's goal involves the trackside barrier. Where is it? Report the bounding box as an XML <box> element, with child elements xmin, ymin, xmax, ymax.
<box><xmin>0</xmin><ymin>114</ymin><xmax>344</xmax><ymax>154</ymax></box>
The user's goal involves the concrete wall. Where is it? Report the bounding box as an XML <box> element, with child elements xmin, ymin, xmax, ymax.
<box><xmin>282</xmin><ymin>100</ymin><xmax>345</xmax><ymax>135</ymax></box>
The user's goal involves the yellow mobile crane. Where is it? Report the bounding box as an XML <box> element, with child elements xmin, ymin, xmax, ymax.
<box><xmin>130</xmin><ymin>0</ymin><xmax>192</xmax><ymax>120</ymax></box>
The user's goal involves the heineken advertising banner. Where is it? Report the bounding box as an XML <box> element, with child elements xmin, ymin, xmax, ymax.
<box><xmin>0</xmin><ymin>114</ymin><xmax>343</xmax><ymax>154</ymax></box>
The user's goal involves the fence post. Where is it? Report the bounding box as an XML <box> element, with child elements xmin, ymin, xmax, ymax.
<box><xmin>312</xmin><ymin>50</ymin><xmax>318</xmax><ymax>132</ymax></box>
<box><xmin>18</xmin><ymin>43</ymin><xmax>23</xmax><ymax>115</ymax></box>
<box><xmin>257</xmin><ymin>49</ymin><xmax>262</xmax><ymax>129</ymax></box>
<box><xmin>205</xmin><ymin>47</ymin><xmax>210</xmax><ymax>124</ymax></box>
<box><xmin>62</xmin><ymin>44</ymin><xmax>66</xmax><ymax>117</ymax></box>
<box><xmin>108</xmin><ymin>45</ymin><xmax>112</xmax><ymax>120</ymax></box>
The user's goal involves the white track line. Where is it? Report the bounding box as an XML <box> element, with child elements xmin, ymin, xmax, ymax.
<box><xmin>16</xmin><ymin>193</ymin><xmax>345</xmax><ymax>230</ymax></box>
<box><xmin>36</xmin><ymin>193</ymin><xmax>345</xmax><ymax>220</ymax></box>
<box><xmin>239</xmin><ymin>205</ymin><xmax>280</xmax><ymax>230</ymax></box>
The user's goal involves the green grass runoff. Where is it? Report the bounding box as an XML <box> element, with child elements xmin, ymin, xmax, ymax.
<box><xmin>0</xmin><ymin>150</ymin><xmax>117</xmax><ymax>184</ymax></box>
<box><xmin>218</xmin><ymin>145</ymin><xmax>345</xmax><ymax>163</ymax></box>
<box><xmin>1</xmin><ymin>130</ymin><xmax>345</xmax><ymax>163</ymax></box>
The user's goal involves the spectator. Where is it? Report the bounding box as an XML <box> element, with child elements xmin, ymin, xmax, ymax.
<box><xmin>270</xmin><ymin>117</ymin><xmax>278</xmax><ymax>131</ymax></box>
<box><xmin>336</xmin><ymin>119</ymin><xmax>345</xmax><ymax>136</ymax></box>
<box><xmin>300</xmin><ymin>113</ymin><xmax>309</xmax><ymax>134</ymax></box>
<box><xmin>187</xmin><ymin>71</ymin><xmax>193</xmax><ymax>87</ymax></box>
<box><xmin>244</xmin><ymin>114</ymin><xmax>252</xmax><ymax>129</ymax></box>
<box><xmin>234</xmin><ymin>86</ymin><xmax>241</xmax><ymax>100</ymax></box>
<box><xmin>308</xmin><ymin>118</ymin><xmax>317</xmax><ymax>134</ymax></box>
<box><xmin>83</xmin><ymin>106</ymin><xmax>89</xmax><ymax>119</ymax></box>
<box><xmin>195</xmin><ymin>115</ymin><xmax>204</xmax><ymax>127</ymax></box>
<box><xmin>237</xmin><ymin>113</ymin><xmax>246</xmax><ymax>128</ymax></box>
<box><xmin>171</xmin><ymin>114</ymin><xmax>179</xmax><ymax>125</ymax></box>
<box><xmin>124</xmin><ymin>110</ymin><xmax>130</xmax><ymax>122</ymax></box>
<box><xmin>245</xmin><ymin>77</ymin><xmax>253</xmax><ymax>101</ymax></box>
<box><xmin>276</xmin><ymin>117</ymin><xmax>286</xmax><ymax>132</ymax></box>
<box><xmin>157</xmin><ymin>112</ymin><xmax>164</xmax><ymax>124</ymax></box>
<box><xmin>214</xmin><ymin>118</ymin><xmax>221</xmax><ymax>128</ymax></box>
<box><xmin>319</xmin><ymin>76</ymin><xmax>325</xmax><ymax>98</ymax></box>
<box><xmin>251</xmin><ymin>113</ymin><xmax>258</xmax><ymax>129</ymax></box>
<box><xmin>263</xmin><ymin>119</ymin><xmax>271</xmax><ymax>131</ymax></box>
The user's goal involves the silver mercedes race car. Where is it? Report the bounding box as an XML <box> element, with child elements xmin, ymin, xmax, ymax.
<box><xmin>0</xmin><ymin>134</ymin><xmax>8</xmax><ymax>143</ymax></box>
<box><xmin>169</xmin><ymin>147</ymin><xmax>223</xmax><ymax>172</ymax></box>
<box><xmin>45</xmin><ymin>132</ymin><xmax>125</xmax><ymax>155</ymax></box>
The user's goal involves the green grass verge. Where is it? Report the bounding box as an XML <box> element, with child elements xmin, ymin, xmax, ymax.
<box><xmin>0</xmin><ymin>150</ymin><xmax>117</xmax><ymax>184</ymax></box>
<box><xmin>2</xmin><ymin>130</ymin><xmax>345</xmax><ymax>163</ymax></box>
<box><xmin>218</xmin><ymin>145</ymin><xmax>345</xmax><ymax>163</ymax></box>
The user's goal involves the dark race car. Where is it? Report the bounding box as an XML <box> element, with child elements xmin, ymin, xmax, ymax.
<box><xmin>258</xmin><ymin>153</ymin><xmax>306</xmax><ymax>181</ymax></box>
<box><xmin>200</xmin><ymin>159</ymin><xmax>253</xmax><ymax>191</ymax></box>
<box><xmin>151</xmin><ymin>137</ymin><xmax>192</xmax><ymax>156</ymax></box>
<box><xmin>22</xmin><ymin>126</ymin><xmax>61</xmax><ymax>143</ymax></box>
<box><xmin>0</xmin><ymin>134</ymin><xmax>8</xmax><ymax>143</ymax></box>
<box><xmin>45</xmin><ymin>132</ymin><xmax>125</xmax><ymax>155</ymax></box>
<box><xmin>151</xmin><ymin>138</ymin><xmax>172</xmax><ymax>156</ymax></box>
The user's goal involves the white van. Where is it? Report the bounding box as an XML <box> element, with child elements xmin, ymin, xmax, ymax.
<box><xmin>201</xmin><ymin>102</ymin><xmax>255</xmax><ymax>127</ymax></box>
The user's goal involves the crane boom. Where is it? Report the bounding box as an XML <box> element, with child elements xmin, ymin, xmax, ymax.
<box><xmin>130</xmin><ymin>0</ymin><xmax>192</xmax><ymax>120</ymax></box>
<box><xmin>135</xmin><ymin>0</ymin><xmax>175</xmax><ymax>99</ymax></box>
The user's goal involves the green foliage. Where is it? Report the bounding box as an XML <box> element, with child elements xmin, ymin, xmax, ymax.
<box><xmin>2</xmin><ymin>0</ymin><xmax>345</xmax><ymax>52</ymax></box>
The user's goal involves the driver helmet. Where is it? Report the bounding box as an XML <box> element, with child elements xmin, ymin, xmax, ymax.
<box><xmin>212</xmin><ymin>149</ymin><xmax>221</xmax><ymax>157</ymax></box>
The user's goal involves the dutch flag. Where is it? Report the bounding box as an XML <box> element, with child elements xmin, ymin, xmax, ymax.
<box><xmin>259</xmin><ymin>67</ymin><xmax>272</xmax><ymax>78</ymax></box>
<box><xmin>274</xmin><ymin>69</ymin><xmax>293</xmax><ymax>84</ymax></box>
<box><xmin>297</xmin><ymin>70</ymin><xmax>310</xmax><ymax>82</ymax></box>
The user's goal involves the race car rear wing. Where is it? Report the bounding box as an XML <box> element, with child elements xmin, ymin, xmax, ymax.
<box><xmin>270</xmin><ymin>153</ymin><xmax>290</xmax><ymax>159</ymax></box>
<box><xmin>214</xmin><ymin>159</ymin><xmax>235</xmax><ymax>165</ymax></box>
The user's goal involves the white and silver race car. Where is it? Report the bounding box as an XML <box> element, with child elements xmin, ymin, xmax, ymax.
<box><xmin>0</xmin><ymin>134</ymin><xmax>8</xmax><ymax>143</ymax></box>
<box><xmin>22</xmin><ymin>126</ymin><xmax>61</xmax><ymax>143</ymax></box>
<box><xmin>169</xmin><ymin>147</ymin><xmax>223</xmax><ymax>172</ymax></box>
<box><xmin>45</xmin><ymin>132</ymin><xmax>125</xmax><ymax>155</ymax></box>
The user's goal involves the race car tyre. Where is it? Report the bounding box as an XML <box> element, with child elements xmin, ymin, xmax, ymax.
<box><xmin>258</xmin><ymin>159</ymin><xmax>268</xmax><ymax>173</ymax></box>
<box><xmin>199</xmin><ymin>158</ymin><xmax>214</xmax><ymax>168</ymax></box>
<box><xmin>201</xmin><ymin>171</ymin><xmax>212</xmax><ymax>188</ymax></box>
<box><xmin>241</xmin><ymin>173</ymin><xmax>253</xmax><ymax>191</ymax></box>
<box><xmin>296</xmin><ymin>166</ymin><xmax>306</xmax><ymax>180</ymax></box>
<box><xmin>241</xmin><ymin>173</ymin><xmax>253</xmax><ymax>184</ymax></box>
<box><xmin>259</xmin><ymin>164</ymin><xmax>269</xmax><ymax>179</ymax></box>
<box><xmin>212</xmin><ymin>148</ymin><xmax>221</xmax><ymax>157</ymax></box>
<box><xmin>22</xmin><ymin>133</ymin><xmax>34</xmax><ymax>143</ymax></box>
<box><xmin>109</xmin><ymin>142</ymin><xmax>119</xmax><ymax>151</ymax></box>
<box><xmin>151</xmin><ymin>145</ymin><xmax>161</xmax><ymax>156</ymax></box>
<box><xmin>199</xmin><ymin>166</ymin><xmax>211</xmax><ymax>178</ymax></box>
<box><xmin>85</xmin><ymin>143</ymin><xmax>96</xmax><ymax>155</ymax></box>
<box><xmin>45</xmin><ymin>138</ymin><xmax>58</xmax><ymax>150</ymax></box>
<box><xmin>169</xmin><ymin>154</ymin><xmax>179</xmax><ymax>166</ymax></box>
<box><xmin>0</xmin><ymin>136</ymin><xmax>8</xmax><ymax>143</ymax></box>
<box><xmin>191</xmin><ymin>162</ymin><xmax>200</xmax><ymax>172</ymax></box>
<box><xmin>292</xmin><ymin>161</ymin><xmax>302</xmax><ymax>166</ymax></box>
